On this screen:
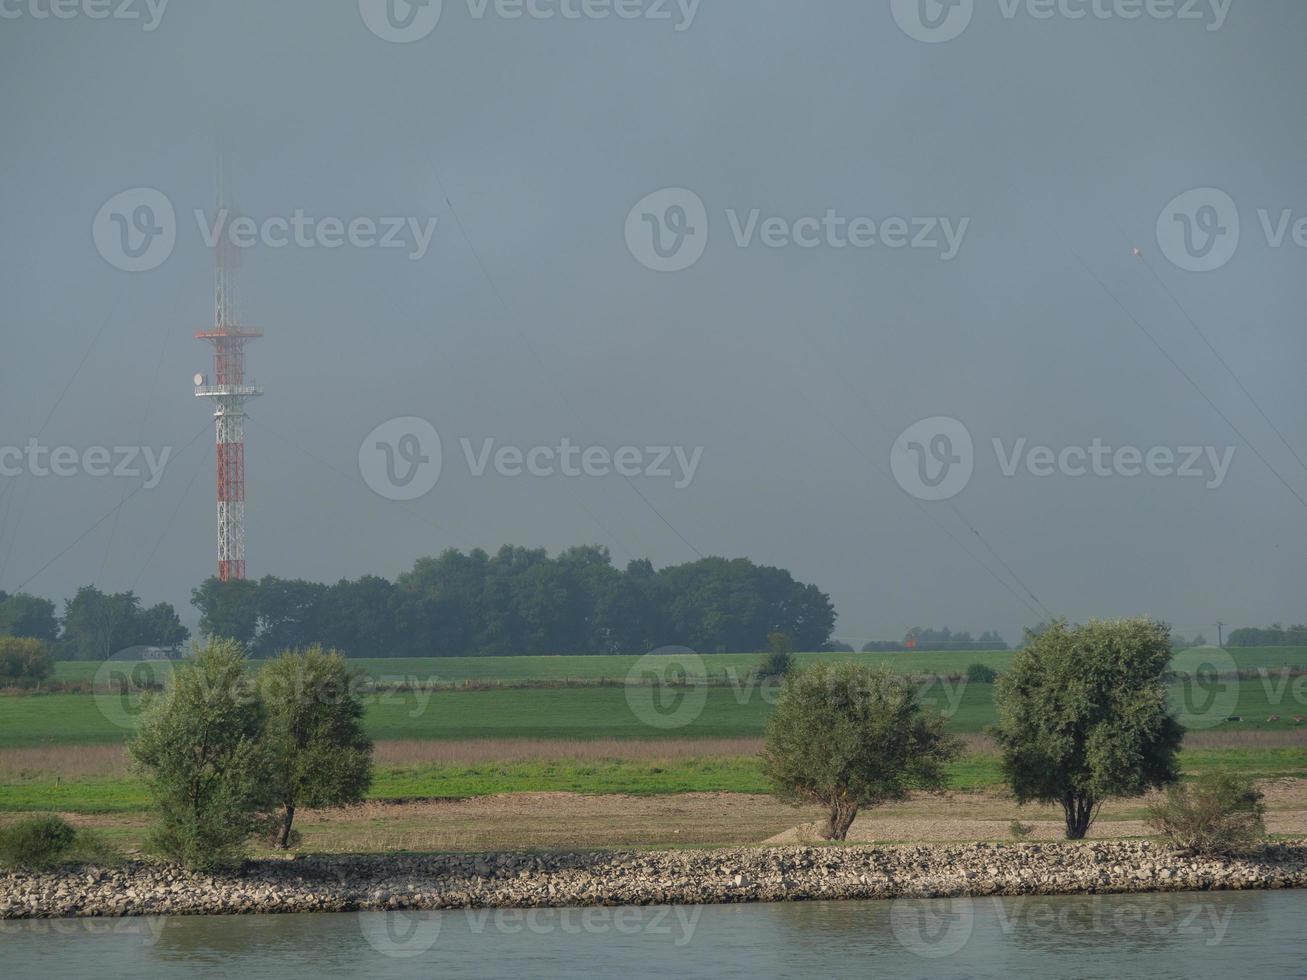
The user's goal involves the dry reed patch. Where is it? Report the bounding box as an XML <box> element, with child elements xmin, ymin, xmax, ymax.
<box><xmin>0</xmin><ymin>744</ymin><xmax>130</xmax><ymax>778</ymax></box>
<box><xmin>1182</xmin><ymin>730</ymin><xmax>1307</xmax><ymax>749</ymax></box>
<box><xmin>10</xmin><ymin>780</ymin><xmax>1307</xmax><ymax>854</ymax></box>
<box><xmin>294</xmin><ymin>792</ymin><xmax>814</xmax><ymax>853</ymax></box>
<box><xmin>242</xmin><ymin>783</ymin><xmax>1307</xmax><ymax>851</ymax></box>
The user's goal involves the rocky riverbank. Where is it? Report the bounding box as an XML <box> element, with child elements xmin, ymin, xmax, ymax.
<box><xmin>3</xmin><ymin>840</ymin><xmax>1306</xmax><ymax>919</ymax></box>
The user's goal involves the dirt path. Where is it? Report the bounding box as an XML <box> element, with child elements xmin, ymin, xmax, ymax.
<box><xmin>766</xmin><ymin>780</ymin><xmax>1307</xmax><ymax>844</ymax></box>
<box><xmin>46</xmin><ymin>781</ymin><xmax>1307</xmax><ymax>854</ymax></box>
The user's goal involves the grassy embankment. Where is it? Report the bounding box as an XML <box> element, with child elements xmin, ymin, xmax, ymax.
<box><xmin>2</xmin><ymin>737</ymin><xmax>1303</xmax><ymax>815</ymax></box>
<box><xmin>1</xmin><ymin>647</ymin><xmax>1302</xmax><ymax>817</ymax></box>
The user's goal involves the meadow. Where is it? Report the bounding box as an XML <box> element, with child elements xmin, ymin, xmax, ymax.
<box><xmin>4</xmin><ymin>645</ymin><xmax>1301</xmax><ymax>823</ymax></box>
<box><xmin>48</xmin><ymin>645</ymin><xmax>1307</xmax><ymax>685</ymax></box>
<box><xmin>3</xmin><ymin>742</ymin><xmax>1304</xmax><ymax>815</ymax></box>
<box><xmin>3</xmin><ymin>674</ymin><xmax>1305</xmax><ymax>748</ymax></box>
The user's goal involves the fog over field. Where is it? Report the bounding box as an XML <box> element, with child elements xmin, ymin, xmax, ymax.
<box><xmin>2</xmin><ymin>0</ymin><xmax>1305</xmax><ymax>645</ymax></box>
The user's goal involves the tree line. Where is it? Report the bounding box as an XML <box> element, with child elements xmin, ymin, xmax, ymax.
<box><xmin>193</xmin><ymin>546</ymin><xmax>837</xmax><ymax>658</ymax></box>
<box><xmin>1227</xmin><ymin>623</ymin><xmax>1307</xmax><ymax>647</ymax></box>
<box><xmin>0</xmin><ymin>587</ymin><xmax>189</xmax><ymax>661</ymax></box>
<box><xmin>0</xmin><ymin>546</ymin><xmax>836</xmax><ymax>661</ymax></box>
<box><xmin>861</xmin><ymin>627</ymin><xmax>1010</xmax><ymax>652</ymax></box>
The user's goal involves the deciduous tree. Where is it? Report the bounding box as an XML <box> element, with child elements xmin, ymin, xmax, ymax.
<box><xmin>129</xmin><ymin>639</ymin><xmax>273</xmax><ymax>868</ymax></box>
<box><xmin>994</xmin><ymin>618</ymin><xmax>1184</xmax><ymax>840</ymax></box>
<box><xmin>763</xmin><ymin>663</ymin><xmax>957</xmax><ymax>840</ymax></box>
<box><xmin>258</xmin><ymin>646</ymin><xmax>373</xmax><ymax>849</ymax></box>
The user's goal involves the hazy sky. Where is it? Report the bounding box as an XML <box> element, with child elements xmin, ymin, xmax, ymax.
<box><xmin>1</xmin><ymin>0</ymin><xmax>1304</xmax><ymax>645</ymax></box>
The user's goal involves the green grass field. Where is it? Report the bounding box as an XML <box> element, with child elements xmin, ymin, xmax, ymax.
<box><xmin>3</xmin><ymin>748</ymin><xmax>1304</xmax><ymax>815</ymax></box>
<box><xmin>10</xmin><ymin>646</ymin><xmax>1303</xmax><ymax>849</ymax></box>
<box><xmin>50</xmin><ymin>645</ymin><xmax>1307</xmax><ymax>686</ymax></box>
<box><xmin>4</xmin><ymin>676</ymin><xmax>1305</xmax><ymax>748</ymax></box>
<box><xmin>53</xmin><ymin>650</ymin><xmax>1008</xmax><ymax>685</ymax></box>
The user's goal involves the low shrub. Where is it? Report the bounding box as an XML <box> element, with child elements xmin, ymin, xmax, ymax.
<box><xmin>759</xmin><ymin>632</ymin><xmax>794</xmax><ymax>680</ymax></box>
<box><xmin>1145</xmin><ymin>772</ymin><xmax>1267</xmax><ymax>856</ymax></box>
<box><xmin>131</xmin><ymin>640</ymin><xmax>275</xmax><ymax>870</ymax></box>
<box><xmin>1008</xmin><ymin>819</ymin><xmax>1034</xmax><ymax>839</ymax></box>
<box><xmin>758</xmin><ymin>650</ymin><xmax>794</xmax><ymax>679</ymax></box>
<box><xmin>0</xmin><ymin>637</ymin><xmax>53</xmax><ymax>689</ymax></box>
<box><xmin>0</xmin><ymin>815</ymin><xmax>77</xmax><ymax>868</ymax></box>
<box><xmin>67</xmin><ymin>829</ymin><xmax>122</xmax><ymax>866</ymax></box>
<box><xmin>965</xmin><ymin>663</ymin><xmax>999</xmax><ymax>684</ymax></box>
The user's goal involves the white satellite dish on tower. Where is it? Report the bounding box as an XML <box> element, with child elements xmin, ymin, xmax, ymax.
<box><xmin>194</xmin><ymin>373</ymin><xmax>206</xmax><ymax>387</ymax></box>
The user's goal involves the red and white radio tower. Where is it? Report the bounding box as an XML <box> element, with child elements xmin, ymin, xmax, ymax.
<box><xmin>195</xmin><ymin>157</ymin><xmax>263</xmax><ymax>582</ymax></box>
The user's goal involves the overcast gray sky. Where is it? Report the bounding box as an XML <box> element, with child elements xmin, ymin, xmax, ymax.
<box><xmin>1</xmin><ymin>0</ymin><xmax>1304</xmax><ymax>645</ymax></box>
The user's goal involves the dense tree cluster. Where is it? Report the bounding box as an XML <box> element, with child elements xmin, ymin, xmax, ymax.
<box><xmin>192</xmin><ymin>546</ymin><xmax>836</xmax><ymax>658</ymax></box>
<box><xmin>0</xmin><ymin>636</ymin><xmax>53</xmax><ymax>688</ymax></box>
<box><xmin>1227</xmin><ymin>623</ymin><xmax>1307</xmax><ymax>647</ymax></box>
<box><xmin>0</xmin><ymin>586</ymin><xmax>189</xmax><ymax>661</ymax></box>
<box><xmin>58</xmin><ymin>586</ymin><xmax>189</xmax><ymax>660</ymax></box>
<box><xmin>0</xmin><ymin>592</ymin><xmax>59</xmax><ymax>642</ymax></box>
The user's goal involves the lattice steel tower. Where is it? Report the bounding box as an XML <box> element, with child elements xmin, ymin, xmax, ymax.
<box><xmin>195</xmin><ymin>157</ymin><xmax>263</xmax><ymax>581</ymax></box>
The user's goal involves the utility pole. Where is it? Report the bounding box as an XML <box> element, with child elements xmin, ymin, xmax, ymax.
<box><xmin>1216</xmin><ymin>621</ymin><xmax>1225</xmax><ymax>649</ymax></box>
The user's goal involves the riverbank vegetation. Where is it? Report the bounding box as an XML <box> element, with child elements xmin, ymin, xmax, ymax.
<box><xmin>0</xmin><ymin>621</ymin><xmax>1300</xmax><ymax>863</ymax></box>
<box><xmin>763</xmin><ymin>663</ymin><xmax>957</xmax><ymax>839</ymax></box>
<box><xmin>129</xmin><ymin>642</ymin><xmax>373</xmax><ymax>869</ymax></box>
<box><xmin>994</xmin><ymin>619</ymin><xmax>1184</xmax><ymax>839</ymax></box>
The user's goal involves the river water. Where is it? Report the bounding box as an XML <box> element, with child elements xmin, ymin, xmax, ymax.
<box><xmin>4</xmin><ymin>890</ymin><xmax>1304</xmax><ymax>978</ymax></box>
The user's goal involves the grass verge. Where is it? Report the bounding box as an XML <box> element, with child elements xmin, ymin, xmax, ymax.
<box><xmin>3</xmin><ymin>747</ymin><xmax>1303</xmax><ymax>815</ymax></box>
